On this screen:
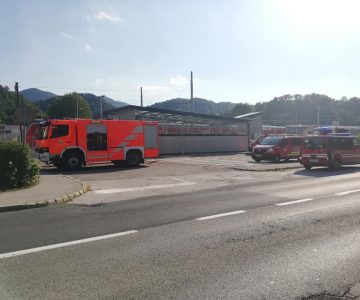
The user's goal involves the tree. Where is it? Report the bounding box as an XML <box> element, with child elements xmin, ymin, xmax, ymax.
<box><xmin>231</xmin><ymin>103</ymin><xmax>254</xmax><ymax>116</ymax></box>
<box><xmin>48</xmin><ymin>93</ymin><xmax>93</xmax><ymax>119</ymax></box>
<box><xmin>0</xmin><ymin>85</ymin><xmax>44</xmax><ymax>124</ymax></box>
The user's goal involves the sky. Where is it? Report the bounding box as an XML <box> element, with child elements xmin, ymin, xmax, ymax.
<box><xmin>2</xmin><ymin>0</ymin><xmax>360</xmax><ymax>106</ymax></box>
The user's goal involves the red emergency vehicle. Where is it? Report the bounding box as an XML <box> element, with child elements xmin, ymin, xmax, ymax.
<box><xmin>252</xmin><ymin>135</ymin><xmax>303</xmax><ymax>162</ymax></box>
<box><xmin>300</xmin><ymin>135</ymin><xmax>360</xmax><ymax>170</ymax></box>
<box><xmin>34</xmin><ymin>119</ymin><xmax>159</xmax><ymax>169</ymax></box>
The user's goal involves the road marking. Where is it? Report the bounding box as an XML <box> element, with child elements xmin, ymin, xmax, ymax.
<box><xmin>275</xmin><ymin>198</ymin><xmax>314</xmax><ymax>206</ymax></box>
<box><xmin>335</xmin><ymin>189</ymin><xmax>360</xmax><ymax>196</ymax></box>
<box><xmin>0</xmin><ymin>230</ymin><xmax>138</xmax><ymax>260</ymax></box>
<box><xmin>196</xmin><ymin>210</ymin><xmax>246</xmax><ymax>221</ymax></box>
<box><xmin>95</xmin><ymin>181</ymin><xmax>196</xmax><ymax>194</ymax></box>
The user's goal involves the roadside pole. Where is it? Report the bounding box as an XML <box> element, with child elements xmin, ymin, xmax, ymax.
<box><xmin>14</xmin><ymin>82</ymin><xmax>24</xmax><ymax>143</ymax></box>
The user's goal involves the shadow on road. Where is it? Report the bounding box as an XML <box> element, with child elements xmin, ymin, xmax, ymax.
<box><xmin>294</xmin><ymin>166</ymin><xmax>360</xmax><ymax>177</ymax></box>
<box><xmin>40</xmin><ymin>164</ymin><xmax>148</xmax><ymax>176</ymax></box>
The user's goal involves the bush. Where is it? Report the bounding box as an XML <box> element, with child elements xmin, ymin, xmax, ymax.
<box><xmin>0</xmin><ymin>141</ymin><xmax>40</xmax><ymax>191</ymax></box>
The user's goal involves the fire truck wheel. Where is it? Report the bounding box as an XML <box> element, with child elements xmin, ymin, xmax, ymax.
<box><xmin>63</xmin><ymin>152</ymin><xmax>82</xmax><ymax>170</ymax></box>
<box><xmin>304</xmin><ymin>164</ymin><xmax>312</xmax><ymax>170</ymax></box>
<box><xmin>273</xmin><ymin>154</ymin><xmax>281</xmax><ymax>163</ymax></box>
<box><xmin>126</xmin><ymin>151</ymin><xmax>141</xmax><ymax>167</ymax></box>
<box><xmin>253</xmin><ymin>157</ymin><xmax>261</xmax><ymax>163</ymax></box>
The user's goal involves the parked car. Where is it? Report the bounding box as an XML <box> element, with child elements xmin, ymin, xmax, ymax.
<box><xmin>300</xmin><ymin>135</ymin><xmax>360</xmax><ymax>170</ymax></box>
<box><xmin>252</xmin><ymin>135</ymin><xmax>303</xmax><ymax>163</ymax></box>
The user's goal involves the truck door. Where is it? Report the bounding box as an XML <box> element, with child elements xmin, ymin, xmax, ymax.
<box><xmin>280</xmin><ymin>139</ymin><xmax>290</xmax><ymax>158</ymax></box>
<box><xmin>144</xmin><ymin>124</ymin><xmax>159</xmax><ymax>158</ymax></box>
<box><xmin>334</xmin><ymin>137</ymin><xmax>353</xmax><ymax>164</ymax></box>
<box><xmin>86</xmin><ymin>124</ymin><xmax>109</xmax><ymax>162</ymax></box>
<box><xmin>49</xmin><ymin>124</ymin><xmax>71</xmax><ymax>154</ymax></box>
<box><xmin>290</xmin><ymin>138</ymin><xmax>302</xmax><ymax>158</ymax></box>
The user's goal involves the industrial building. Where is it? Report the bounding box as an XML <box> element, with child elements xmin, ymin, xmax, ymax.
<box><xmin>102</xmin><ymin>105</ymin><xmax>254</xmax><ymax>155</ymax></box>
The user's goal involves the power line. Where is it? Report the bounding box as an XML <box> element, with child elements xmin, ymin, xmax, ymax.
<box><xmin>175</xmin><ymin>82</ymin><xmax>190</xmax><ymax>98</ymax></box>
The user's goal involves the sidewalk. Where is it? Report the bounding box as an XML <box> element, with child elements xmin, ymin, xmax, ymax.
<box><xmin>0</xmin><ymin>174</ymin><xmax>89</xmax><ymax>212</ymax></box>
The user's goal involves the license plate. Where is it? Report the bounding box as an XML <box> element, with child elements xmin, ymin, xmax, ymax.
<box><xmin>309</xmin><ymin>159</ymin><xmax>318</xmax><ymax>163</ymax></box>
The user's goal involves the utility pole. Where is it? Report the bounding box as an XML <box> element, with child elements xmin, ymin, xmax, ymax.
<box><xmin>140</xmin><ymin>86</ymin><xmax>143</xmax><ymax>107</ymax></box>
<box><xmin>76</xmin><ymin>97</ymin><xmax>79</xmax><ymax>119</ymax></box>
<box><xmin>100</xmin><ymin>95</ymin><xmax>105</xmax><ymax>120</ymax></box>
<box><xmin>14</xmin><ymin>82</ymin><xmax>23</xmax><ymax>143</ymax></box>
<box><xmin>190</xmin><ymin>71</ymin><xmax>194</xmax><ymax>113</ymax></box>
<box><xmin>317</xmin><ymin>105</ymin><xmax>320</xmax><ymax>126</ymax></box>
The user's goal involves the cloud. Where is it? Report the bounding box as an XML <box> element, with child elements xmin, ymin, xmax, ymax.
<box><xmin>84</xmin><ymin>44</ymin><xmax>92</xmax><ymax>51</ymax></box>
<box><xmin>94</xmin><ymin>77</ymin><xmax>123</xmax><ymax>87</ymax></box>
<box><xmin>60</xmin><ymin>32</ymin><xmax>75</xmax><ymax>40</ymax></box>
<box><xmin>169</xmin><ymin>75</ymin><xmax>188</xmax><ymax>86</ymax></box>
<box><xmin>93</xmin><ymin>11</ymin><xmax>121</xmax><ymax>22</ymax></box>
<box><xmin>94</xmin><ymin>78</ymin><xmax>105</xmax><ymax>86</ymax></box>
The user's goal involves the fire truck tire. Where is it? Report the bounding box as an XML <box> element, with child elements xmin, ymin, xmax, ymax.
<box><xmin>63</xmin><ymin>152</ymin><xmax>82</xmax><ymax>170</ymax></box>
<box><xmin>330</xmin><ymin>159</ymin><xmax>341</xmax><ymax>171</ymax></box>
<box><xmin>253</xmin><ymin>157</ymin><xmax>261</xmax><ymax>163</ymax></box>
<box><xmin>126</xmin><ymin>150</ymin><xmax>141</xmax><ymax>167</ymax></box>
<box><xmin>273</xmin><ymin>154</ymin><xmax>281</xmax><ymax>163</ymax></box>
<box><xmin>304</xmin><ymin>164</ymin><xmax>312</xmax><ymax>170</ymax></box>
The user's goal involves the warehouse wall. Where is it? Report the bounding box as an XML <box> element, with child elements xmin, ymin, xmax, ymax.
<box><xmin>159</xmin><ymin>135</ymin><xmax>248</xmax><ymax>154</ymax></box>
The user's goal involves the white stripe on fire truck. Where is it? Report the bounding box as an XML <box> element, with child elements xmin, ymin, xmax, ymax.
<box><xmin>132</xmin><ymin>126</ymin><xmax>143</xmax><ymax>133</ymax></box>
<box><xmin>125</xmin><ymin>135</ymin><xmax>138</xmax><ymax>141</ymax></box>
<box><xmin>112</xmin><ymin>126</ymin><xmax>143</xmax><ymax>152</ymax></box>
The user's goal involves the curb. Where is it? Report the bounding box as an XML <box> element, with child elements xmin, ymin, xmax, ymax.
<box><xmin>0</xmin><ymin>176</ymin><xmax>91</xmax><ymax>213</ymax></box>
<box><xmin>233</xmin><ymin>165</ymin><xmax>302</xmax><ymax>172</ymax></box>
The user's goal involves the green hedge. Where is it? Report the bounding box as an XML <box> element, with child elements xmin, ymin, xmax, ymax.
<box><xmin>0</xmin><ymin>141</ymin><xmax>40</xmax><ymax>191</ymax></box>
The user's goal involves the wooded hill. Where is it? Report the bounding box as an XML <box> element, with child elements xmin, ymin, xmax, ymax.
<box><xmin>2</xmin><ymin>85</ymin><xmax>360</xmax><ymax>127</ymax></box>
<box><xmin>251</xmin><ymin>94</ymin><xmax>360</xmax><ymax>126</ymax></box>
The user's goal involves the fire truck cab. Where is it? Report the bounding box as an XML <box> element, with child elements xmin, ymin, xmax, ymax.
<box><xmin>300</xmin><ymin>135</ymin><xmax>360</xmax><ymax>170</ymax></box>
<box><xmin>35</xmin><ymin>119</ymin><xmax>159</xmax><ymax>169</ymax></box>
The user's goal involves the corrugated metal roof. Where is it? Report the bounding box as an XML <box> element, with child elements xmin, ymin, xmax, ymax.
<box><xmin>102</xmin><ymin>105</ymin><xmax>250</xmax><ymax>123</ymax></box>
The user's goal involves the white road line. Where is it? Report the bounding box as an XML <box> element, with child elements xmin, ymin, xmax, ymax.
<box><xmin>0</xmin><ymin>230</ymin><xmax>138</xmax><ymax>260</ymax></box>
<box><xmin>196</xmin><ymin>210</ymin><xmax>246</xmax><ymax>221</ymax></box>
<box><xmin>335</xmin><ymin>189</ymin><xmax>360</xmax><ymax>196</ymax></box>
<box><xmin>95</xmin><ymin>181</ymin><xmax>196</xmax><ymax>194</ymax></box>
<box><xmin>276</xmin><ymin>198</ymin><xmax>314</xmax><ymax>206</ymax></box>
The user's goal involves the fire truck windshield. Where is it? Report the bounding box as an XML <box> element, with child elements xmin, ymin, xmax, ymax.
<box><xmin>303</xmin><ymin>137</ymin><xmax>327</xmax><ymax>150</ymax></box>
<box><xmin>260</xmin><ymin>136</ymin><xmax>283</xmax><ymax>145</ymax></box>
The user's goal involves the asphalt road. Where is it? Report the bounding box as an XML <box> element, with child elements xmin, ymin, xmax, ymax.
<box><xmin>2</xmin><ymin>166</ymin><xmax>360</xmax><ymax>299</ymax></box>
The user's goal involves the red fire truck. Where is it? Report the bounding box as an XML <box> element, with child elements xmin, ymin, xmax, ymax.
<box><xmin>33</xmin><ymin>119</ymin><xmax>159</xmax><ymax>169</ymax></box>
<box><xmin>300</xmin><ymin>135</ymin><xmax>360</xmax><ymax>170</ymax></box>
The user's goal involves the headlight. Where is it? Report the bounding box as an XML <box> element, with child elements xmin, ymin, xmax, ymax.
<box><xmin>266</xmin><ymin>148</ymin><xmax>273</xmax><ymax>152</ymax></box>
